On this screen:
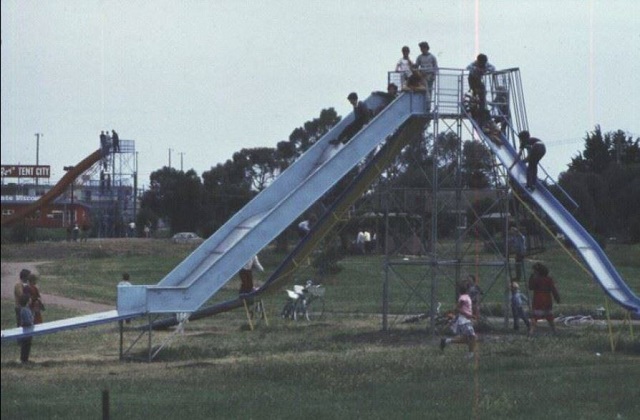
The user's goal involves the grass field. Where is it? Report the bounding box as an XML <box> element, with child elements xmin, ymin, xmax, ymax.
<box><xmin>1</xmin><ymin>239</ymin><xmax>639</xmax><ymax>419</ymax></box>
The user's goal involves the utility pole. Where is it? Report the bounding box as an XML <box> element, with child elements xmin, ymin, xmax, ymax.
<box><xmin>35</xmin><ymin>133</ymin><xmax>43</xmax><ymax>186</ymax></box>
<box><xmin>168</xmin><ymin>148</ymin><xmax>173</xmax><ymax>168</ymax></box>
<box><xmin>179</xmin><ymin>152</ymin><xmax>185</xmax><ymax>171</ymax></box>
<box><xmin>63</xmin><ymin>166</ymin><xmax>75</xmax><ymax>227</ymax></box>
<box><xmin>134</xmin><ymin>151</ymin><xmax>139</xmax><ymax>223</ymax></box>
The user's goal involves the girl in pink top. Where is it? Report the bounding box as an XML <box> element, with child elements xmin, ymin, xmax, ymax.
<box><xmin>440</xmin><ymin>282</ymin><xmax>477</xmax><ymax>358</ymax></box>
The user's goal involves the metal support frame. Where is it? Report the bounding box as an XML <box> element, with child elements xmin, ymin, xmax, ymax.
<box><xmin>118</xmin><ymin>313</ymin><xmax>184</xmax><ymax>362</ymax></box>
<box><xmin>380</xmin><ymin>69</ymin><xmax>532</xmax><ymax>331</ymax></box>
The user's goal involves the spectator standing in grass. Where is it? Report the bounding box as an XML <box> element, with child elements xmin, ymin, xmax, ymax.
<box><xmin>18</xmin><ymin>294</ymin><xmax>35</xmax><ymax>363</ymax></box>
<box><xmin>27</xmin><ymin>273</ymin><xmax>45</xmax><ymax>325</ymax></box>
<box><xmin>118</xmin><ymin>272</ymin><xmax>132</xmax><ymax>287</ymax></box>
<box><xmin>238</xmin><ymin>255</ymin><xmax>264</xmax><ymax>295</ymax></box>
<box><xmin>118</xmin><ymin>273</ymin><xmax>133</xmax><ymax>324</ymax></box>
<box><xmin>508</xmin><ymin>225</ymin><xmax>526</xmax><ymax>281</ymax></box>
<box><xmin>528</xmin><ymin>262</ymin><xmax>560</xmax><ymax>334</ymax></box>
<box><xmin>14</xmin><ymin>269</ymin><xmax>31</xmax><ymax>327</ymax></box>
<box><xmin>510</xmin><ymin>281</ymin><xmax>531</xmax><ymax>334</ymax></box>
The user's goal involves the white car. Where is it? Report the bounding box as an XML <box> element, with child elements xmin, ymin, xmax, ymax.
<box><xmin>171</xmin><ymin>232</ymin><xmax>203</xmax><ymax>244</ymax></box>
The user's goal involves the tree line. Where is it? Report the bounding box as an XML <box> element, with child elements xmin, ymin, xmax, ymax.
<box><xmin>138</xmin><ymin>108</ymin><xmax>640</xmax><ymax>245</ymax></box>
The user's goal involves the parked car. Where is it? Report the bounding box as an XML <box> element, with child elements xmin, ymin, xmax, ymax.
<box><xmin>171</xmin><ymin>232</ymin><xmax>203</xmax><ymax>244</ymax></box>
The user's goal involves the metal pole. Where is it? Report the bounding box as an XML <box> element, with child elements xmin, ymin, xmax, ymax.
<box><xmin>133</xmin><ymin>152</ymin><xmax>138</xmax><ymax>223</ymax></box>
<box><xmin>179</xmin><ymin>152</ymin><xmax>184</xmax><ymax>171</ymax></box>
<box><xmin>168</xmin><ymin>148</ymin><xmax>172</xmax><ymax>168</ymax></box>
<box><xmin>64</xmin><ymin>166</ymin><xmax>75</xmax><ymax>226</ymax></box>
<box><xmin>35</xmin><ymin>133</ymin><xmax>43</xmax><ymax>186</ymax></box>
<box><xmin>102</xmin><ymin>389</ymin><xmax>110</xmax><ymax>420</ymax></box>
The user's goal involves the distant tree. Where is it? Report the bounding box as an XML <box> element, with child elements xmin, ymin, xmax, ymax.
<box><xmin>462</xmin><ymin>139</ymin><xmax>493</xmax><ymax>189</ymax></box>
<box><xmin>233</xmin><ymin>147</ymin><xmax>279</xmax><ymax>192</ymax></box>
<box><xmin>560</xmin><ymin>126</ymin><xmax>640</xmax><ymax>242</ymax></box>
<box><xmin>201</xmin><ymin>160</ymin><xmax>254</xmax><ymax>236</ymax></box>
<box><xmin>281</xmin><ymin>108</ymin><xmax>341</xmax><ymax>159</ymax></box>
<box><xmin>140</xmin><ymin>167</ymin><xmax>204</xmax><ymax>234</ymax></box>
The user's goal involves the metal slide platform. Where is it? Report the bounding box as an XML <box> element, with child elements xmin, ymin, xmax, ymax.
<box><xmin>0</xmin><ymin>310</ymin><xmax>142</xmax><ymax>342</ymax></box>
<box><xmin>467</xmin><ymin>116</ymin><xmax>640</xmax><ymax>315</ymax></box>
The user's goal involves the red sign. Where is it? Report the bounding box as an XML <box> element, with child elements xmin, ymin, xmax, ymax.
<box><xmin>1</xmin><ymin>165</ymin><xmax>51</xmax><ymax>178</ymax></box>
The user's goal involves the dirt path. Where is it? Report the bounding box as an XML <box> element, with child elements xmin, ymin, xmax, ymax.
<box><xmin>1</xmin><ymin>261</ymin><xmax>114</xmax><ymax>313</ymax></box>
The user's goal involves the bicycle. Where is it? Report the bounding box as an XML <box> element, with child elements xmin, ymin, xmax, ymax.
<box><xmin>403</xmin><ymin>302</ymin><xmax>456</xmax><ymax>334</ymax></box>
<box><xmin>555</xmin><ymin>314</ymin><xmax>598</xmax><ymax>327</ymax></box>
<box><xmin>281</xmin><ymin>280</ymin><xmax>326</xmax><ymax>321</ymax></box>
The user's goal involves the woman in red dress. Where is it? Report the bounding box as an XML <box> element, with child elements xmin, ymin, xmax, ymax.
<box><xmin>528</xmin><ymin>262</ymin><xmax>560</xmax><ymax>334</ymax></box>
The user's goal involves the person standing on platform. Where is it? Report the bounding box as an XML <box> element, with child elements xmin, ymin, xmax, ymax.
<box><xmin>112</xmin><ymin>129</ymin><xmax>120</xmax><ymax>152</ymax></box>
<box><xmin>395</xmin><ymin>45</ymin><xmax>414</xmax><ymax>87</ymax></box>
<box><xmin>415</xmin><ymin>41</ymin><xmax>438</xmax><ymax>107</ymax></box>
<box><xmin>466</xmin><ymin>53</ymin><xmax>495</xmax><ymax>109</ymax></box>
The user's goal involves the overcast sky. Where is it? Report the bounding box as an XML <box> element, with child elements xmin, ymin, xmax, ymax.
<box><xmin>2</xmin><ymin>0</ymin><xmax>639</xmax><ymax>188</ymax></box>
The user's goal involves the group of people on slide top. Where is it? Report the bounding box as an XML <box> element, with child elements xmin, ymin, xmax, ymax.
<box><xmin>330</xmin><ymin>42</ymin><xmax>545</xmax><ymax>193</ymax></box>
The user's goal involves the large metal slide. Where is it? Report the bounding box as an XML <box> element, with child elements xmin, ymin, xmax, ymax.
<box><xmin>466</xmin><ymin>115</ymin><xmax>640</xmax><ymax>315</ymax></box>
<box><xmin>2</xmin><ymin>91</ymin><xmax>430</xmax><ymax>341</ymax></box>
<box><xmin>1</xmin><ymin>149</ymin><xmax>105</xmax><ymax>227</ymax></box>
<box><xmin>153</xmin><ymin>111</ymin><xmax>430</xmax><ymax>328</ymax></box>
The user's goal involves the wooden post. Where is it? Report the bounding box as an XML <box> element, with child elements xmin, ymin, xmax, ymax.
<box><xmin>102</xmin><ymin>389</ymin><xmax>110</xmax><ymax>420</ymax></box>
<box><xmin>243</xmin><ymin>299</ymin><xmax>254</xmax><ymax>331</ymax></box>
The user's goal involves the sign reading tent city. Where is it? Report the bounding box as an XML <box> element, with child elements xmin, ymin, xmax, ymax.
<box><xmin>1</xmin><ymin>165</ymin><xmax>51</xmax><ymax>179</ymax></box>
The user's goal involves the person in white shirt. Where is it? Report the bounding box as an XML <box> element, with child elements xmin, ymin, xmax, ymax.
<box><xmin>395</xmin><ymin>46</ymin><xmax>413</xmax><ymax>87</ymax></box>
<box><xmin>239</xmin><ymin>255</ymin><xmax>264</xmax><ymax>294</ymax></box>
<box><xmin>363</xmin><ymin>230</ymin><xmax>372</xmax><ymax>254</ymax></box>
<box><xmin>356</xmin><ymin>230</ymin><xmax>366</xmax><ymax>254</ymax></box>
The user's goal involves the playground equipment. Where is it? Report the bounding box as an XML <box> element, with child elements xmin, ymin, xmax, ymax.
<box><xmin>2</xmin><ymin>68</ymin><xmax>638</xmax><ymax>361</ymax></box>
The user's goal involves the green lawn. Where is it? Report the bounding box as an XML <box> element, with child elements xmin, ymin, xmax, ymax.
<box><xmin>1</xmin><ymin>240</ymin><xmax>639</xmax><ymax>419</ymax></box>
